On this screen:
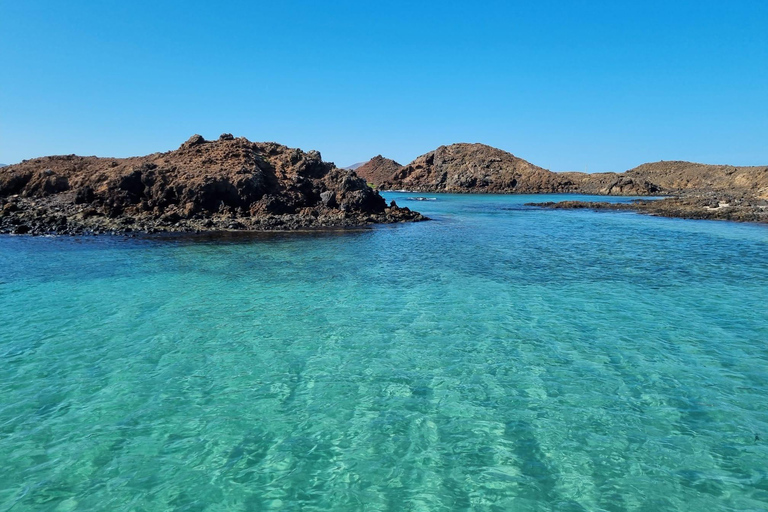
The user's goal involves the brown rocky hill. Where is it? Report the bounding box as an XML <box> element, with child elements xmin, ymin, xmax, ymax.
<box><xmin>354</xmin><ymin>155</ymin><xmax>404</xmax><ymax>187</ymax></box>
<box><xmin>364</xmin><ymin>143</ymin><xmax>565</xmax><ymax>193</ymax></box>
<box><xmin>358</xmin><ymin>143</ymin><xmax>660</xmax><ymax>195</ymax></box>
<box><xmin>622</xmin><ymin>161</ymin><xmax>768</xmax><ymax>198</ymax></box>
<box><xmin>0</xmin><ymin>134</ymin><xmax>424</xmax><ymax>235</ymax></box>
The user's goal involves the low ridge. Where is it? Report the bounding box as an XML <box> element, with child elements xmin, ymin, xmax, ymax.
<box><xmin>623</xmin><ymin>161</ymin><xmax>768</xmax><ymax>197</ymax></box>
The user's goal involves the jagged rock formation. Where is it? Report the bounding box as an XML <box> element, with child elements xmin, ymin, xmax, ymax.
<box><xmin>0</xmin><ymin>135</ymin><xmax>425</xmax><ymax>235</ymax></box>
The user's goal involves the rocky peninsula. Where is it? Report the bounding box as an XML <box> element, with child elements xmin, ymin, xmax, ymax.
<box><xmin>0</xmin><ymin>135</ymin><xmax>425</xmax><ymax>235</ymax></box>
<box><xmin>355</xmin><ymin>143</ymin><xmax>768</xmax><ymax>223</ymax></box>
<box><xmin>526</xmin><ymin>160</ymin><xmax>768</xmax><ymax>223</ymax></box>
<box><xmin>526</xmin><ymin>197</ymin><xmax>768</xmax><ymax>223</ymax></box>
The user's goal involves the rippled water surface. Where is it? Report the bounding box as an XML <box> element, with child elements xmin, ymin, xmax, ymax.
<box><xmin>1</xmin><ymin>193</ymin><xmax>767</xmax><ymax>511</ymax></box>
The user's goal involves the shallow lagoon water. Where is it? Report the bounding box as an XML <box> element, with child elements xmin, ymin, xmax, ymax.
<box><xmin>1</xmin><ymin>193</ymin><xmax>767</xmax><ymax>511</ymax></box>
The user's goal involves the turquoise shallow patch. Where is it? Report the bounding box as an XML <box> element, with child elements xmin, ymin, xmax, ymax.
<box><xmin>1</xmin><ymin>193</ymin><xmax>767</xmax><ymax>511</ymax></box>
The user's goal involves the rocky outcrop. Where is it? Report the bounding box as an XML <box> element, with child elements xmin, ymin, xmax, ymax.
<box><xmin>357</xmin><ymin>144</ymin><xmax>767</xmax><ymax>199</ymax></box>
<box><xmin>363</xmin><ymin>144</ymin><xmax>568</xmax><ymax>193</ymax></box>
<box><xmin>352</xmin><ymin>143</ymin><xmax>768</xmax><ymax>223</ymax></box>
<box><xmin>354</xmin><ymin>156</ymin><xmax>405</xmax><ymax>187</ymax></box>
<box><xmin>621</xmin><ymin>161</ymin><xmax>768</xmax><ymax>198</ymax></box>
<box><xmin>356</xmin><ymin>144</ymin><xmax>667</xmax><ymax>195</ymax></box>
<box><xmin>555</xmin><ymin>172</ymin><xmax>664</xmax><ymax>196</ymax></box>
<box><xmin>0</xmin><ymin>135</ymin><xmax>425</xmax><ymax>235</ymax></box>
<box><xmin>527</xmin><ymin>195</ymin><xmax>768</xmax><ymax>224</ymax></box>
<box><xmin>528</xmin><ymin>161</ymin><xmax>768</xmax><ymax>223</ymax></box>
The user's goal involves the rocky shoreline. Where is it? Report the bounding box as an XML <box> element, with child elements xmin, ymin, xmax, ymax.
<box><xmin>353</xmin><ymin>142</ymin><xmax>767</xmax><ymax>225</ymax></box>
<box><xmin>355</xmin><ymin>144</ymin><xmax>768</xmax><ymax>200</ymax></box>
<box><xmin>0</xmin><ymin>195</ymin><xmax>424</xmax><ymax>236</ymax></box>
<box><xmin>0</xmin><ymin>135</ymin><xmax>426</xmax><ymax>236</ymax></box>
<box><xmin>526</xmin><ymin>196</ymin><xmax>768</xmax><ymax>224</ymax></box>
<box><xmin>3</xmin><ymin>135</ymin><xmax>766</xmax><ymax>233</ymax></box>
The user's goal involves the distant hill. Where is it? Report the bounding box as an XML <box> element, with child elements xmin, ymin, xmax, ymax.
<box><xmin>354</xmin><ymin>156</ymin><xmax>403</xmax><ymax>187</ymax></box>
<box><xmin>355</xmin><ymin>144</ymin><xmax>767</xmax><ymax>198</ymax></box>
<box><xmin>356</xmin><ymin>143</ymin><xmax>659</xmax><ymax>195</ymax></box>
<box><xmin>342</xmin><ymin>162</ymin><xmax>365</xmax><ymax>171</ymax></box>
<box><xmin>623</xmin><ymin>161</ymin><xmax>768</xmax><ymax>197</ymax></box>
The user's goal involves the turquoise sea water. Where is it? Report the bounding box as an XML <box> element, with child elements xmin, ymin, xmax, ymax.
<box><xmin>1</xmin><ymin>193</ymin><xmax>767</xmax><ymax>512</ymax></box>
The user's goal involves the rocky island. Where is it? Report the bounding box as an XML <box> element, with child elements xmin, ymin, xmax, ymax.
<box><xmin>355</xmin><ymin>143</ymin><xmax>768</xmax><ymax>223</ymax></box>
<box><xmin>0</xmin><ymin>135</ymin><xmax>425</xmax><ymax>235</ymax></box>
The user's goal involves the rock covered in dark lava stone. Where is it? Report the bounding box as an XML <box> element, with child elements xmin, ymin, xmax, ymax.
<box><xmin>0</xmin><ymin>135</ymin><xmax>426</xmax><ymax>235</ymax></box>
<box><xmin>526</xmin><ymin>196</ymin><xmax>768</xmax><ymax>223</ymax></box>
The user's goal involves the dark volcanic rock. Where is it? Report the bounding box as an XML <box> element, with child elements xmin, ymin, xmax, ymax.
<box><xmin>0</xmin><ymin>136</ymin><xmax>426</xmax><ymax>236</ymax></box>
<box><xmin>527</xmin><ymin>196</ymin><xmax>768</xmax><ymax>224</ymax></box>
<box><xmin>522</xmin><ymin>161</ymin><xmax>768</xmax><ymax>223</ymax></box>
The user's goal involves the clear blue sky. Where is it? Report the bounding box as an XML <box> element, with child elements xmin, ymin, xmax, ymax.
<box><xmin>1</xmin><ymin>0</ymin><xmax>766</xmax><ymax>171</ymax></box>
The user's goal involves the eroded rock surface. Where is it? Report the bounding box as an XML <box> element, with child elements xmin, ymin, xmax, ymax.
<box><xmin>0</xmin><ymin>135</ymin><xmax>425</xmax><ymax>235</ymax></box>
